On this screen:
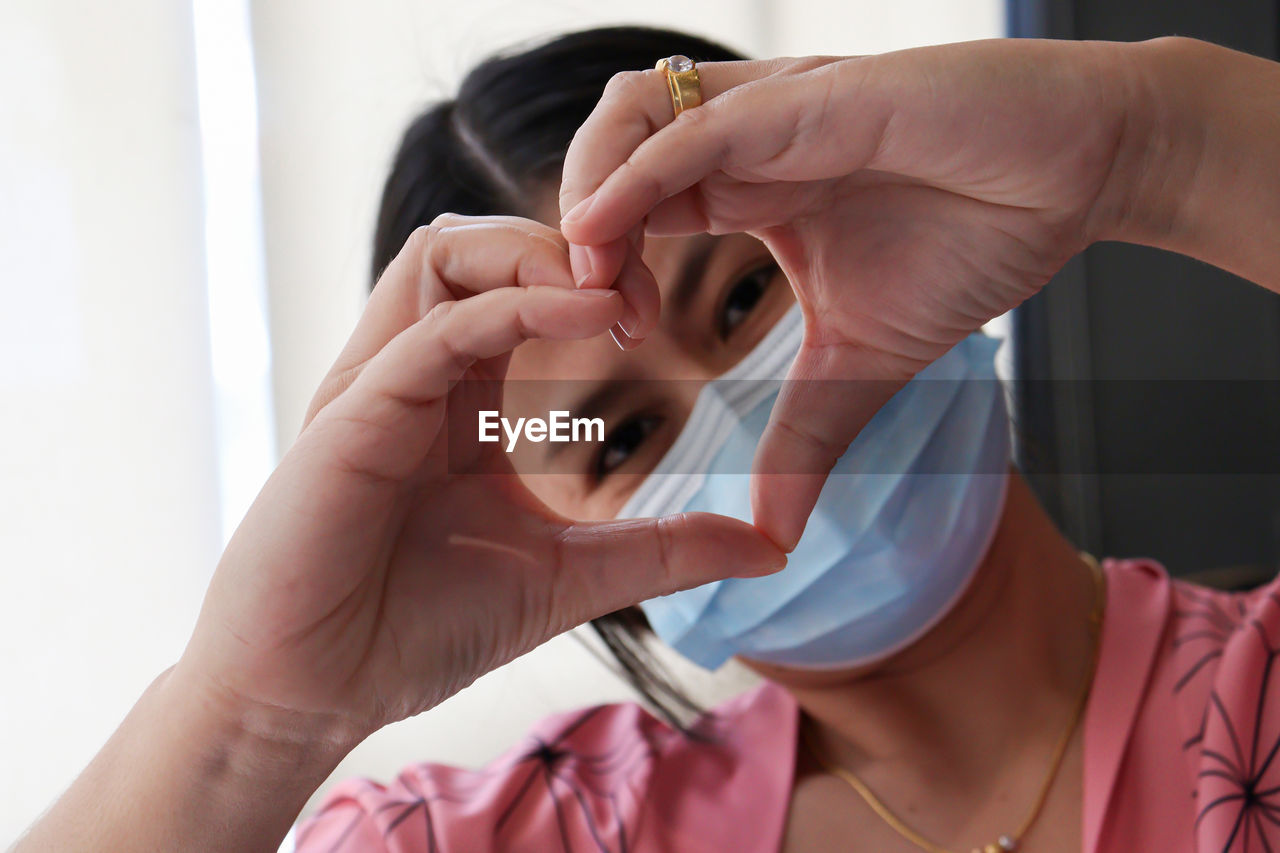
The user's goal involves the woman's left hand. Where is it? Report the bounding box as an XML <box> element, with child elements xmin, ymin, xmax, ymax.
<box><xmin>557</xmin><ymin>38</ymin><xmax>1172</xmax><ymax>549</ymax></box>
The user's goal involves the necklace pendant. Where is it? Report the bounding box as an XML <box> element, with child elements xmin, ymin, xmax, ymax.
<box><xmin>979</xmin><ymin>838</ymin><xmax>1017</xmax><ymax>853</ymax></box>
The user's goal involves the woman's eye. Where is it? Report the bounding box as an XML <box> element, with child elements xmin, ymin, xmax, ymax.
<box><xmin>594</xmin><ymin>415</ymin><xmax>662</xmax><ymax>480</ymax></box>
<box><xmin>718</xmin><ymin>262</ymin><xmax>779</xmax><ymax>338</ymax></box>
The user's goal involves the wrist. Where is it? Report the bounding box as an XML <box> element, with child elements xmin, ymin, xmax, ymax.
<box><xmin>1080</xmin><ymin>37</ymin><xmax>1198</xmax><ymax>247</ymax></box>
<box><xmin>1089</xmin><ymin>37</ymin><xmax>1280</xmax><ymax>288</ymax></box>
<box><xmin>161</xmin><ymin>657</ymin><xmax>364</xmax><ymax>793</ymax></box>
<box><xmin>145</xmin><ymin>662</ymin><xmax>360</xmax><ymax>847</ymax></box>
<box><xmin>14</xmin><ymin>663</ymin><xmax>360</xmax><ymax>852</ymax></box>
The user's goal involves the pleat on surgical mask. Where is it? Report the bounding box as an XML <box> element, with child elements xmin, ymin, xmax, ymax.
<box><xmin>616</xmin><ymin>305</ymin><xmax>1011</xmax><ymax>671</ymax></box>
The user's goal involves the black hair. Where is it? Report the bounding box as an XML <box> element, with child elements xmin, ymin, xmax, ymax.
<box><xmin>371</xmin><ymin>26</ymin><xmax>752</xmax><ymax>735</ymax></box>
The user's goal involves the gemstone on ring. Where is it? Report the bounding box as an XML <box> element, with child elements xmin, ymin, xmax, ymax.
<box><xmin>667</xmin><ymin>54</ymin><xmax>694</xmax><ymax>73</ymax></box>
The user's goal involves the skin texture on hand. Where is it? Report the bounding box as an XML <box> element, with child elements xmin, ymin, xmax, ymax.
<box><xmin>557</xmin><ymin>36</ymin><xmax>1280</xmax><ymax>551</ymax></box>
<box><xmin>1097</xmin><ymin>37</ymin><xmax>1280</xmax><ymax>290</ymax></box>
<box><xmin>15</xmin><ymin>216</ymin><xmax>786</xmax><ymax>852</ymax></box>
<box><xmin>183</xmin><ymin>216</ymin><xmax>785</xmax><ymax>738</ymax></box>
<box><xmin>14</xmin><ymin>665</ymin><xmax>350</xmax><ymax>852</ymax></box>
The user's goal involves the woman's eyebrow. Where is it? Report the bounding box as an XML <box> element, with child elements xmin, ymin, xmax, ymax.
<box><xmin>667</xmin><ymin>234</ymin><xmax>719</xmax><ymax>314</ymax></box>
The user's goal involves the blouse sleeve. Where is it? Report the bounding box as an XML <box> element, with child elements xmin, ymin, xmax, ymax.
<box><xmin>287</xmin><ymin>681</ymin><xmax>800</xmax><ymax>853</ymax></box>
<box><xmin>1166</xmin><ymin>570</ymin><xmax>1280</xmax><ymax>849</ymax></box>
<box><xmin>289</xmin><ymin>702</ymin><xmax>675</xmax><ymax>853</ymax></box>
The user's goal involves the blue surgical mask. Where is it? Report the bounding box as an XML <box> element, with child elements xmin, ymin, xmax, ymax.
<box><xmin>616</xmin><ymin>305</ymin><xmax>1010</xmax><ymax>671</ymax></box>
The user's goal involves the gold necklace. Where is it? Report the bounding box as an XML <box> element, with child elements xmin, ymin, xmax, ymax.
<box><xmin>798</xmin><ymin>553</ymin><xmax>1106</xmax><ymax>853</ymax></box>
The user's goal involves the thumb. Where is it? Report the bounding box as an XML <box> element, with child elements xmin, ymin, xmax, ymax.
<box><xmin>749</xmin><ymin>342</ymin><xmax>906</xmax><ymax>551</ymax></box>
<box><xmin>552</xmin><ymin>512</ymin><xmax>786</xmax><ymax>631</ymax></box>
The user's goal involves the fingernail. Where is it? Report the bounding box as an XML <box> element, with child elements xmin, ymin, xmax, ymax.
<box><xmin>777</xmin><ymin>522</ymin><xmax>804</xmax><ymax>554</ymax></box>
<box><xmin>570</xmin><ymin>243</ymin><xmax>595</xmax><ymax>288</ymax></box>
<box><xmin>609</xmin><ymin>323</ymin><xmax>644</xmax><ymax>351</ymax></box>
<box><xmin>745</xmin><ymin>555</ymin><xmax>789</xmax><ymax>577</ymax></box>
<box><xmin>571</xmin><ymin>287</ymin><xmax>618</xmax><ymax>298</ymax></box>
<box><xmin>619</xmin><ymin>301</ymin><xmax>642</xmax><ymax>338</ymax></box>
<box><xmin>561</xmin><ymin>193</ymin><xmax>595</xmax><ymax>227</ymax></box>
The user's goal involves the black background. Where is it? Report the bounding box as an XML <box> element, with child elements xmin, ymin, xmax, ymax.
<box><xmin>1006</xmin><ymin>0</ymin><xmax>1280</xmax><ymax>585</ymax></box>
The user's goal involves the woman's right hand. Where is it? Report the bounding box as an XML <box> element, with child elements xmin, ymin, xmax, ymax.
<box><xmin>175</xmin><ymin>214</ymin><xmax>786</xmax><ymax>750</ymax></box>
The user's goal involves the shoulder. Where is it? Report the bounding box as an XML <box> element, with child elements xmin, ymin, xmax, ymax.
<box><xmin>290</xmin><ymin>680</ymin><xmax>798</xmax><ymax>853</ymax></box>
<box><xmin>1100</xmin><ymin>555</ymin><xmax>1279</xmax><ymax>718</ymax></box>
<box><xmin>1162</xmin><ymin>562</ymin><xmax>1278</xmax><ymax>704</ymax></box>
<box><xmin>1096</xmin><ymin>555</ymin><xmax>1277</xmax><ymax>678</ymax></box>
<box><xmin>1166</xmin><ymin>565</ymin><xmax>1280</xmax><ymax>847</ymax></box>
<box><xmin>1105</xmin><ymin>556</ymin><xmax>1280</xmax><ymax>845</ymax></box>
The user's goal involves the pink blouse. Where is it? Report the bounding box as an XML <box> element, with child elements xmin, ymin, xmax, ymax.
<box><xmin>291</xmin><ymin>557</ymin><xmax>1280</xmax><ymax>852</ymax></box>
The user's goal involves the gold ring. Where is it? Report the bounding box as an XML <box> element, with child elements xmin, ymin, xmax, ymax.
<box><xmin>654</xmin><ymin>54</ymin><xmax>702</xmax><ymax>118</ymax></box>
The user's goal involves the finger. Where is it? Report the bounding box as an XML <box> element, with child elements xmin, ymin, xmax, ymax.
<box><xmin>631</xmin><ymin>187</ymin><xmax>709</xmax><ymax>235</ymax></box>
<box><xmin>427</xmin><ymin>219</ymin><xmax>575</xmax><ymax>299</ymax></box>
<box><xmin>344</xmin><ymin>216</ymin><xmax>577</xmax><ymax>370</ymax></box>
<box><xmin>560</xmin><ymin>59</ymin><xmax>873</xmax><ymax>248</ymax></box>
<box><xmin>642</xmin><ymin>180</ymin><xmax>832</xmax><ymax>236</ymax></box>
<box><xmin>608</xmin><ymin>236</ymin><xmax>661</xmax><ymax>344</ymax></box>
<box><xmin>558</xmin><ymin>58</ymin><xmax>801</xmax><ymax>228</ymax></box>
<box><xmin>567</xmin><ymin>225</ymin><xmax>659</xmax><ymax>348</ymax></box>
<box><xmin>303</xmin><ymin>216</ymin><xmax>576</xmax><ymax>430</ymax></box>
<box><xmin>559</xmin><ymin>60</ymin><xmax>778</xmax><ymax>294</ymax></box>
<box><xmin>568</xmin><ymin>240</ymin><xmax>627</xmax><ymax>291</ymax></box>
<box><xmin>749</xmin><ymin>343</ymin><xmax>905</xmax><ymax>551</ymax></box>
<box><xmin>317</xmin><ymin>286</ymin><xmax>622</xmax><ymax>482</ymax></box>
<box><xmin>551</xmin><ymin>512</ymin><xmax>787</xmax><ymax>632</ymax></box>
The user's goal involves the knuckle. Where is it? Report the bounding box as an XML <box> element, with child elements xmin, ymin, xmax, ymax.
<box><xmin>674</xmin><ymin>99</ymin><xmax>714</xmax><ymax>131</ymax></box>
<box><xmin>603</xmin><ymin>69</ymin><xmax>650</xmax><ymax>102</ymax></box>
<box><xmin>520</xmin><ymin>223</ymin><xmax>567</xmax><ymax>251</ymax></box>
<box><xmin>509</xmin><ymin>299</ymin><xmax>536</xmax><ymax>342</ymax></box>
<box><xmin>409</xmin><ymin>214</ymin><xmax>466</xmax><ymax>255</ymax></box>
<box><xmin>652</xmin><ymin>514</ymin><xmax>681</xmax><ymax>594</ymax></box>
<box><xmin>618</xmin><ymin>155</ymin><xmax>665</xmax><ymax>207</ymax></box>
<box><xmin>785</xmin><ymin>55</ymin><xmax>838</xmax><ymax>75</ymax></box>
<box><xmin>773</xmin><ymin>415</ymin><xmax>844</xmax><ymax>468</ymax></box>
<box><xmin>302</xmin><ymin>366</ymin><xmax>362</xmax><ymax>433</ymax></box>
<box><xmin>544</xmin><ymin>527</ymin><xmax>577</xmax><ymax>634</ymax></box>
<box><xmin>423</xmin><ymin>225</ymin><xmax>451</xmax><ymax>273</ymax></box>
<box><xmin>429</xmin><ymin>211</ymin><xmax>466</xmax><ymax>229</ymax></box>
<box><xmin>422</xmin><ymin>298</ymin><xmax>456</xmax><ymax>327</ymax></box>
<box><xmin>423</xmin><ymin>301</ymin><xmax>473</xmax><ymax>373</ymax></box>
<box><xmin>403</xmin><ymin>223</ymin><xmax>434</xmax><ymax>255</ymax></box>
<box><xmin>424</xmin><ymin>298</ymin><xmax>455</xmax><ymax>322</ymax></box>
<box><xmin>558</xmin><ymin>181</ymin><xmax>580</xmax><ymax>208</ymax></box>
<box><xmin>404</xmin><ymin>222</ymin><xmax>444</xmax><ymax>270</ymax></box>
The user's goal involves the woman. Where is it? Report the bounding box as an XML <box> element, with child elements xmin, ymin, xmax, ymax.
<box><xmin>16</xmin><ymin>26</ymin><xmax>1280</xmax><ymax>853</ymax></box>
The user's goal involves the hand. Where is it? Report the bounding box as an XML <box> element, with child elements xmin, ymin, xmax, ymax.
<box><xmin>177</xmin><ymin>215</ymin><xmax>786</xmax><ymax>748</ymax></box>
<box><xmin>558</xmin><ymin>38</ymin><xmax>1146</xmax><ymax>549</ymax></box>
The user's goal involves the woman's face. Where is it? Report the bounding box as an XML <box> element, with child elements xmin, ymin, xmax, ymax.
<box><xmin>502</xmin><ymin>190</ymin><xmax>795</xmax><ymax>520</ymax></box>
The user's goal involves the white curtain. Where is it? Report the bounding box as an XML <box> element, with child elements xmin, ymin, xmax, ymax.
<box><xmin>0</xmin><ymin>0</ymin><xmax>222</xmax><ymax>841</ymax></box>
